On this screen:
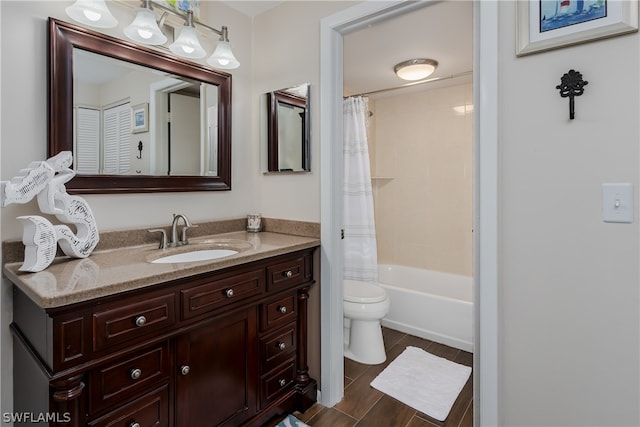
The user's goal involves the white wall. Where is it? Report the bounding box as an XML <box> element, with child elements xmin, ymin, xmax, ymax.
<box><xmin>498</xmin><ymin>2</ymin><xmax>639</xmax><ymax>425</ymax></box>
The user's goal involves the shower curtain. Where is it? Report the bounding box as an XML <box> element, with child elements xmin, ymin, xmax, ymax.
<box><xmin>343</xmin><ymin>96</ymin><xmax>378</xmax><ymax>282</ymax></box>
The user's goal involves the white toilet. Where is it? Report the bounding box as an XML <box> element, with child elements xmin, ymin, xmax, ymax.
<box><xmin>343</xmin><ymin>279</ymin><xmax>391</xmax><ymax>365</ymax></box>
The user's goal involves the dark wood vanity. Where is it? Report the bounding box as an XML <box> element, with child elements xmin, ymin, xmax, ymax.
<box><xmin>9</xmin><ymin>245</ymin><xmax>318</xmax><ymax>427</ymax></box>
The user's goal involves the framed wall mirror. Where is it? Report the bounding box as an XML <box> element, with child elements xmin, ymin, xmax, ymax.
<box><xmin>49</xmin><ymin>18</ymin><xmax>232</xmax><ymax>193</ymax></box>
<box><xmin>265</xmin><ymin>83</ymin><xmax>310</xmax><ymax>172</ymax></box>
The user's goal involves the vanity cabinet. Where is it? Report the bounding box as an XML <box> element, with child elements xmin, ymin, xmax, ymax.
<box><xmin>10</xmin><ymin>248</ymin><xmax>317</xmax><ymax>427</ymax></box>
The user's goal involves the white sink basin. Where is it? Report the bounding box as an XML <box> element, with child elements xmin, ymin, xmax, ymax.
<box><xmin>151</xmin><ymin>249</ymin><xmax>239</xmax><ymax>264</ymax></box>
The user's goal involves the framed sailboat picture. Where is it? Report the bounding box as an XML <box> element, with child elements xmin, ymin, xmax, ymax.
<box><xmin>517</xmin><ymin>0</ymin><xmax>638</xmax><ymax>56</ymax></box>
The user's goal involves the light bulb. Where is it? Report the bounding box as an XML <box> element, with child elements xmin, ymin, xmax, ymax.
<box><xmin>83</xmin><ymin>10</ymin><xmax>101</xmax><ymax>22</ymax></box>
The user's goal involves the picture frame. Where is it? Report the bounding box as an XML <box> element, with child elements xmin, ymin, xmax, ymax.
<box><xmin>131</xmin><ymin>103</ymin><xmax>148</xmax><ymax>133</ymax></box>
<box><xmin>516</xmin><ymin>0</ymin><xmax>638</xmax><ymax>56</ymax></box>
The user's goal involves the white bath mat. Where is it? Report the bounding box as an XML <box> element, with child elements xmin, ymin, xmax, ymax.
<box><xmin>370</xmin><ymin>346</ymin><xmax>471</xmax><ymax>421</ymax></box>
<box><xmin>274</xmin><ymin>414</ymin><xmax>309</xmax><ymax>427</ymax></box>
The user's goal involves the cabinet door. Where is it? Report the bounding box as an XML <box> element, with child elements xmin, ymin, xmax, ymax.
<box><xmin>175</xmin><ymin>308</ymin><xmax>258</xmax><ymax>426</ymax></box>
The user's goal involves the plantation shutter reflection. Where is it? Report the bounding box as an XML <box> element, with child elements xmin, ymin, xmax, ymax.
<box><xmin>75</xmin><ymin>107</ymin><xmax>100</xmax><ymax>174</ymax></box>
<box><xmin>103</xmin><ymin>103</ymin><xmax>131</xmax><ymax>174</ymax></box>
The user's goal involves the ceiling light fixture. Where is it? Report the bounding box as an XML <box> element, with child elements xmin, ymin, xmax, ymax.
<box><xmin>394</xmin><ymin>58</ymin><xmax>438</xmax><ymax>81</ymax></box>
<box><xmin>65</xmin><ymin>0</ymin><xmax>240</xmax><ymax>69</ymax></box>
<box><xmin>65</xmin><ymin>0</ymin><xmax>117</xmax><ymax>28</ymax></box>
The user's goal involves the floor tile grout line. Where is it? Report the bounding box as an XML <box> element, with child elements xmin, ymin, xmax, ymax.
<box><xmin>349</xmin><ymin>391</ymin><xmax>385</xmax><ymax>425</ymax></box>
<box><xmin>456</xmin><ymin>399</ymin><xmax>474</xmax><ymax>427</ymax></box>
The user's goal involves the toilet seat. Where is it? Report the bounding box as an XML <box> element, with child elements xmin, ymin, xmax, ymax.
<box><xmin>344</xmin><ymin>279</ymin><xmax>387</xmax><ymax>303</ymax></box>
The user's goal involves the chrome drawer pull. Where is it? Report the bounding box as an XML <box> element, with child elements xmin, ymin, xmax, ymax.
<box><xmin>134</xmin><ymin>315</ymin><xmax>147</xmax><ymax>327</ymax></box>
<box><xmin>278</xmin><ymin>378</ymin><xmax>286</xmax><ymax>387</ymax></box>
<box><xmin>278</xmin><ymin>306</ymin><xmax>287</xmax><ymax>314</ymax></box>
<box><xmin>277</xmin><ymin>342</ymin><xmax>286</xmax><ymax>351</ymax></box>
<box><xmin>130</xmin><ymin>368</ymin><xmax>142</xmax><ymax>380</ymax></box>
<box><xmin>285</xmin><ymin>270</ymin><xmax>293</xmax><ymax>278</ymax></box>
<box><xmin>225</xmin><ymin>289</ymin><xmax>234</xmax><ymax>298</ymax></box>
<box><xmin>180</xmin><ymin>365</ymin><xmax>190</xmax><ymax>376</ymax></box>
<box><xmin>130</xmin><ymin>423</ymin><xmax>141</xmax><ymax>427</ymax></box>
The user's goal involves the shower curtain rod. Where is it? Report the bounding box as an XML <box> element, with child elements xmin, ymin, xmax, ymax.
<box><xmin>344</xmin><ymin>70</ymin><xmax>473</xmax><ymax>98</ymax></box>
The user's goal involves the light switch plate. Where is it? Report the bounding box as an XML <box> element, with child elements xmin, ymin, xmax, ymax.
<box><xmin>602</xmin><ymin>183</ymin><xmax>633</xmax><ymax>223</ymax></box>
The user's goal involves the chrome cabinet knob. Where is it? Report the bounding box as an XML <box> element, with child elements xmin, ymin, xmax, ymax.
<box><xmin>135</xmin><ymin>315</ymin><xmax>147</xmax><ymax>327</ymax></box>
<box><xmin>225</xmin><ymin>289</ymin><xmax>234</xmax><ymax>298</ymax></box>
<box><xmin>278</xmin><ymin>378</ymin><xmax>286</xmax><ymax>387</ymax></box>
<box><xmin>285</xmin><ymin>270</ymin><xmax>293</xmax><ymax>278</ymax></box>
<box><xmin>130</xmin><ymin>368</ymin><xmax>142</xmax><ymax>380</ymax></box>
<box><xmin>277</xmin><ymin>342</ymin><xmax>286</xmax><ymax>351</ymax></box>
<box><xmin>130</xmin><ymin>423</ymin><xmax>141</xmax><ymax>427</ymax></box>
<box><xmin>278</xmin><ymin>306</ymin><xmax>287</xmax><ymax>314</ymax></box>
<box><xmin>180</xmin><ymin>365</ymin><xmax>190</xmax><ymax>376</ymax></box>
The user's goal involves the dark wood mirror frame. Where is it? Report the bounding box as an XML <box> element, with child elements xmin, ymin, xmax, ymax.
<box><xmin>49</xmin><ymin>18</ymin><xmax>232</xmax><ymax>193</ymax></box>
<box><xmin>267</xmin><ymin>90</ymin><xmax>310</xmax><ymax>172</ymax></box>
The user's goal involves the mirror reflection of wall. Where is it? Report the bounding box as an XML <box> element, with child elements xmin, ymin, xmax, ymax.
<box><xmin>72</xmin><ymin>48</ymin><xmax>218</xmax><ymax>176</ymax></box>
<box><xmin>262</xmin><ymin>83</ymin><xmax>310</xmax><ymax>173</ymax></box>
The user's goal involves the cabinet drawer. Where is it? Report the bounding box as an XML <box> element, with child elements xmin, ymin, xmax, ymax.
<box><xmin>93</xmin><ymin>293</ymin><xmax>175</xmax><ymax>351</ymax></box>
<box><xmin>266</xmin><ymin>255</ymin><xmax>309</xmax><ymax>292</ymax></box>
<box><xmin>89</xmin><ymin>342</ymin><xmax>170</xmax><ymax>414</ymax></box>
<box><xmin>260</xmin><ymin>360</ymin><xmax>296</xmax><ymax>408</ymax></box>
<box><xmin>260</xmin><ymin>324</ymin><xmax>297</xmax><ymax>372</ymax></box>
<box><xmin>88</xmin><ymin>384</ymin><xmax>169</xmax><ymax>427</ymax></box>
<box><xmin>260</xmin><ymin>294</ymin><xmax>296</xmax><ymax>332</ymax></box>
<box><xmin>181</xmin><ymin>269</ymin><xmax>264</xmax><ymax>319</ymax></box>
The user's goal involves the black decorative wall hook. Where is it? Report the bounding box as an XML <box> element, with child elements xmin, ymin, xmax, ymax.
<box><xmin>137</xmin><ymin>141</ymin><xmax>143</xmax><ymax>159</ymax></box>
<box><xmin>556</xmin><ymin>70</ymin><xmax>588</xmax><ymax>120</ymax></box>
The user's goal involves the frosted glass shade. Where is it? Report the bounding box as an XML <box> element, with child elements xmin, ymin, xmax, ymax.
<box><xmin>65</xmin><ymin>0</ymin><xmax>117</xmax><ymax>28</ymax></box>
<box><xmin>394</xmin><ymin>59</ymin><xmax>438</xmax><ymax>81</ymax></box>
<box><xmin>169</xmin><ymin>26</ymin><xmax>206</xmax><ymax>59</ymax></box>
<box><xmin>207</xmin><ymin>41</ymin><xmax>240</xmax><ymax>70</ymax></box>
<box><xmin>124</xmin><ymin>8</ymin><xmax>167</xmax><ymax>45</ymax></box>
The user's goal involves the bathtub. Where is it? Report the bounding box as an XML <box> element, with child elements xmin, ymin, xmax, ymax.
<box><xmin>378</xmin><ymin>264</ymin><xmax>474</xmax><ymax>352</ymax></box>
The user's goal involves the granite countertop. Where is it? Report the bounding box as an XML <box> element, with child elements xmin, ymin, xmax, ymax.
<box><xmin>3</xmin><ymin>231</ymin><xmax>320</xmax><ymax>309</ymax></box>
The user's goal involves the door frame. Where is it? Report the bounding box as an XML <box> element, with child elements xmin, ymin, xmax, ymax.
<box><xmin>319</xmin><ymin>1</ymin><xmax>499</xmax><ymax>425</ymax></box>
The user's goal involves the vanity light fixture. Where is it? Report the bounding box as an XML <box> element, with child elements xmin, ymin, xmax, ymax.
<box><xmin>65</xmin><ymin>0</ymin><xmax>240</xmax><ymax>69</ymax></box>
<box><xmin>65</xmin><ymin>0</ymin><xmax>117</xmax><ymax>28</ymax></box>
<box><xmin>394</xmin><ymin>58</ymin><xmax>438</xmax><ymax>81</ymax></box>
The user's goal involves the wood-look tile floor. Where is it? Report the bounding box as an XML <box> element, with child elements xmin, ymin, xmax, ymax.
<box><xmin>294</xmin><ymin>328</ymin><xmax>473</xmax><ymax>427</ymax></box>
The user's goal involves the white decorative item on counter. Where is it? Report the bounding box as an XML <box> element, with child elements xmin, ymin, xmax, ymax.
<box><xmin>0</xmin><ymin>151</ymin><xmax>99</xmax><ymax>272</ymax></box>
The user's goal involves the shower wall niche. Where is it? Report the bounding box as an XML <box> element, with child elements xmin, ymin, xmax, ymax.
<box><xmin>369</xmin><ymin>82</ymin><xmax>473</xmax><ymax>277</ymax></box>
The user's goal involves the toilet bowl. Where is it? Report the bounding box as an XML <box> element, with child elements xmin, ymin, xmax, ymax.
<box><xmin>343</xmin><ymin>279</ymin><xmax>390</xmax><ymax>365</ymax></box>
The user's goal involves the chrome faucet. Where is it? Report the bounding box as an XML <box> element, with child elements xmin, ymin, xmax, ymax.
<box><xmin>170</xmin><ymin>214</ymin><xmax>197</xmax><ymax>247</ymax></box>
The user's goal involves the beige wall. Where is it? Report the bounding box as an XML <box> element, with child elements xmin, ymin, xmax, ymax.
<box><xmin>371</xmin><ymin>83</ymin><xmax>473</xmax><ymax>276</ymax></box>
<box><xmin>498</xmin><ymin>2</ymin><xmax>639</xmax><ymax>425</ymax></box>
<box><xmin>252</xmin><ymin>1</ymin><xmax>358</xmax><ymax>221</ymax></box>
